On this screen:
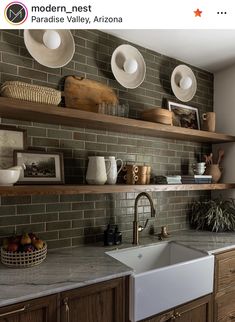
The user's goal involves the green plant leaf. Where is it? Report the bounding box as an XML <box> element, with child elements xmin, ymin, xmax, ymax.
<box><xmin>190</xmin><ymin>197</ymin><xmax>235</xmax><ymax>232</ymax></box>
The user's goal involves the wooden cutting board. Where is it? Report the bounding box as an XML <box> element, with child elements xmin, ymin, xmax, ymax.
<box><xmin>64</xmin><ymin>76</ymin><xmax>118</xmax><ymax>112</ymax></box>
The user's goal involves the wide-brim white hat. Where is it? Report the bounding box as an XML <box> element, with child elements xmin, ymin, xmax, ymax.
<box><xmin>111</xmin><ymin>44</ymin><xmax>146</xmax><ymax>89</ymax></box>
<box><xmin>24</xmin><ymin>30</ymin><xmax>75</xmax><ymax>68</ymax></box>
<box><xmin>171</xmin><ymin>65</ymin><xmax>197</xmax><ymax>102</ymax></box>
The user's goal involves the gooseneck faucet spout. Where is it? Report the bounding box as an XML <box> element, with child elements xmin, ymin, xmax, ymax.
<box><xmin>133</xmin><ymin>192</ymin><xmax>155</xmax><ymax>245</ymax></box>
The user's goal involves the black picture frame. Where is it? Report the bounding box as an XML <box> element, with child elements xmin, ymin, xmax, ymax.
<box><xmin>168</xmin><ymin>101</ymin><xmax>200</xmax><ymax>130</ymax></box>
<box><xmin>13</xmin><ymin>150</ymin><xmax>64</xmax><ymax>185</ymax></box>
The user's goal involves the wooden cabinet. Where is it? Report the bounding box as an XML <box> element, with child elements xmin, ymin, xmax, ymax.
<box><xmin>215</xmin><ymin>249</ymin><xmax>235</xmax><ymax>295</ymax></box>
<box><xmin>176</xmin><ymin>295</ymin><xmax>212</xmax><ymax>322</ymax></box>
<box><xmin>0</xmin><ymin>279</ymin><xmax>212</xmax><ymax>322</ymax></box>
<box><xmin>0</xmin><ymin>277</ymin><xmax>127</xmax><ymax>322</ymax></box>
<box><xmin>0</xmin><ymin>294</ymin><xmax>58</xmax><ymax>322</ymax></box>
<box><xmin>143</xmin><ymin>309</ymin><xmax>174</xmax><ymax>322</ymax></box>
<box><xmin>214</xmin><ymin>249</ymin><xmax>235</xmax><ymax>321</ymax></box>
<box><xmin>142</xmin><ymin>295</ymin><xmax>212</xmax><ymax>322</ymax></box>
<box><xmin>215</xmin><ymin>290</ymin><xmax>235</xmax><ymax>322</ymax></box>
<box><xmin>60</xmin><ymin>277</ymin><xmax>127</xmax><ymax>322</ymax></box>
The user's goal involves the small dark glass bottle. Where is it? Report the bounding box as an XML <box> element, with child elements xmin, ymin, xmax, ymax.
<box><xmin>114</xmin><ymin>226</ymin><xmax>122</xmax><ymax>245</ymax></box>
<box><xmin>104</xmin><ymin>224</ymin><xmax>115</xmax><ymax>246</ymax></box>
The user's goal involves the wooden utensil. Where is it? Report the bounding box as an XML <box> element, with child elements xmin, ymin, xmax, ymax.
<box><xmin>208</xmin><ymin>153</ymin><xmax>213</xmax><ymax>165</ymax></box>
<box><xmin>217</xmin><ymin>149</ymin><xmax>224</xmax><ymax>165</ymax></box>
<box><xmin>203</xmin><ymin>154</ymin><xmax>209</xmax><ymax>165</ymax></box>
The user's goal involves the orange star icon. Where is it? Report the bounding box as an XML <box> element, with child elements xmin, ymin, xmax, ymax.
<box><xmin>194</xmin><ymin>8</ymin><xmax>202</xmax><ymax>17</ymax></box>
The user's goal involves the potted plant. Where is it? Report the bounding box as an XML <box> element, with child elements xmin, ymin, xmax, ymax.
<box><xmin>190</xmin><ymin>198</ymin><xmax>235</xmax><ymax>232</ymax></box>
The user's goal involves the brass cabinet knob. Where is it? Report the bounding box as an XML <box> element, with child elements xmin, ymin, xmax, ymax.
<box><xmin>175</xmin><ymin>312</ymin><xmax>182</xmax><ymax>318</ymax></box>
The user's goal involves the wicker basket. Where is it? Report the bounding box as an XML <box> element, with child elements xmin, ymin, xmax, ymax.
<box><xmin>1</xmin><ymin>243</ymin><xmax>47</xmax><ymax>268</ymax></box>
<box><xmin>0</xmin><ymin>81</ymin><xmax>61</xmax><ymax>105</ymax></box>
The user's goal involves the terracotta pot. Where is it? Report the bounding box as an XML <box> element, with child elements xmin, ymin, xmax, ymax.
<box><xmin>204</xmin><ymin>164</ymin><xmax>222</xmax><ymax>183</ymax></box>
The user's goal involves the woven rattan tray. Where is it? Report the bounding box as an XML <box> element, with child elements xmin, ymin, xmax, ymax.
<box><xmin>0</xmin><ymin>81</ymin><xmax>61</xmax><ymax>105</ymax></box>
<box><xmin>1</xmin><ymin>243</ymin><xmax>47</xmax><ymax>268</ymax></box>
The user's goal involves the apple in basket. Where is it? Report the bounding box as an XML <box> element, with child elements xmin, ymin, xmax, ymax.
<box><xmin>7</xmin><ymin>242</ymin><xmax>19</xmax><ymax>252</ymax></box>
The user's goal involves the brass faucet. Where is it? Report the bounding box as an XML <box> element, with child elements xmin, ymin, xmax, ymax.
<box><xmin>133</xmin><ymin>192</ymin><xmax>155</xmax><ymax>245</ymax></box>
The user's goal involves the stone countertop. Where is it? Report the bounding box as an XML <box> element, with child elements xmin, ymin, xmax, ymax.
<box><xmin>171</xmin><ymin>230</ymin><xmax>235</xmax><ymax>254</ymax></box>
<box><xmin>0</xmin><ymin>245</ymin><xmax>132</xmax><ymax>308</ymax></box>
<box><xmin>1</xmin><ymin>229</ymin><xmax>235</xmax><ymax>308</ymax></box>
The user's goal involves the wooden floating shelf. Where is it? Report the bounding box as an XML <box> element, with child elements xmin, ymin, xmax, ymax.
<box><xmin>0</xmin><ymin>97</ymin><xmax>234</xmax><ymax>143</ymax></box>
<box><xmin>0</xmin><ymin>184</ymin><xmax>235</xmax><ymax>196</ymax></box>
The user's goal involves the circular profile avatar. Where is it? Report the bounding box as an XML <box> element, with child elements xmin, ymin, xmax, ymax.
<box><xmin>5</xmin><ymin>2</ymin><xmax>28</xmax><ymax>25</ymax></box>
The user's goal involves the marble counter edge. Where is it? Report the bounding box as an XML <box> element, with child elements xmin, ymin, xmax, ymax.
<box><xmin>0</xmin><ymin>270</ymin><xmax>132</xmax><ymax>308</ymax></box>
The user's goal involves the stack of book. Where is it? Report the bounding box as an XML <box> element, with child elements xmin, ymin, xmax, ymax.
<box><xmin>154</xmin><ymin>175</ymin><xmax>212</xmax><ymax>185</ymax></box>
<box><xmin>155</xmin><ymin>175</ymin><xmax>182</xmax><ymax>184</ymax></box>
<box><xmin>181</xmin><ymin>175</ymin><xmax>212</xmax><ymax>184</ymax></box>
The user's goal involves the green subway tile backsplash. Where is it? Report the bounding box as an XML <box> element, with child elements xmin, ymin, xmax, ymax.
<box><xmin>0</xmin><ymin>29</ymin><xmax>213</xmax><ymax>249</ymax></box>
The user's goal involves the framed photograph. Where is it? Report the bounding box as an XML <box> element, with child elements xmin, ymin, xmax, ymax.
<box><xmin>0</xmin><ymin>125</ymin><xmax>27</xmax><ymax>169</ymax></box>
<box><xmin>168</xmin><ymin>101</ymin><xmax>200</xmax><ymax>130</ymax></box>
<box><xmin>13</xmin><ymin>150</ymin><xmax>64</xmax><ymax>184</ymax></box>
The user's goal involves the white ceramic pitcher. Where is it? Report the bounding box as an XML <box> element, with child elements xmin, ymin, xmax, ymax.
<box><xmin>86</xmin><ymin>156</ymin><xmax>111</xmax><ymax>185</ymax></box>
<box><xmin>105</xmin><ymin>156</ymin><xmax>123</xmax><ymax>185</ymax></box>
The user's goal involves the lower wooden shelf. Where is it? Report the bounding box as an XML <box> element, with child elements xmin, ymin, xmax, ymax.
<box><xmin>0</xmin><ymin>183</ymin><xmax>234</xmax><ymax>196</ymax></box>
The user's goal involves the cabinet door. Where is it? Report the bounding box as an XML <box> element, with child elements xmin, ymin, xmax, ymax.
<box><xmin>141</xmin><ymin>295</ymin><xmax>212</xmax><ymax>322</ymax></box>
<box><xmin>215</xmin><ymin>249</ymin><xmax>235</xmax><ymax>295</ymax></box>
<box><xmin>215</xmin><ymin>289</ymin><xmax>235</xmax><ymax>322</ymax></box>
<box><xmin>61</xmin><ymin>277</ymin><xmax>127</xmax><ymax>322</ymax></box>
<box><xmin>175</xmin><ymin>295</ymin><xmax>212</xmax><ymax>322</ymax></box>
<box><xmin>142</xmin><ymin>309</ymin><xmax>174</xmax><ymax>322</ymax></box>
<box><xmin>0</xmin><ymin>294</ymin><xmax>58</xmax><ymax>322</ymax></box>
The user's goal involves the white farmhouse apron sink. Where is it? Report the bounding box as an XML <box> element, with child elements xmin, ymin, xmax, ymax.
<box><xmin>107</xmin><ymin>241</ymin><xmax>214</xmax><ymax>322</ymax></box>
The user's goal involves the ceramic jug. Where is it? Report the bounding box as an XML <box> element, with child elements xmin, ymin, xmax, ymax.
<box><xmin>105</xmin><ymin>156</ymin><xmax>123</xmax><ymax>184</ymax></box>
<box><xmin>86</xmin><ymin>156</ymin><xmax>111</xmax><ymax>185</ymax></box>
<box><xmin>202</xmin><ymin>112</ymin><xmax>216</xmax><ymax>132</ymax></box>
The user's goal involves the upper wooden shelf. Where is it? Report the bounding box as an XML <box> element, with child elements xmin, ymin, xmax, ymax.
<box><xmin>0</xmin><ymin>183</ymin><xmax>235</xmax><ymax>196</ymax></box>
<box><xmin>0</xmin><ymin>98</ymin><xmax>234</xmax><ymax>143</ymax></box>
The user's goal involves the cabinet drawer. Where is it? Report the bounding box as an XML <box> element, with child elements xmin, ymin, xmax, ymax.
<box><xmin>216</xmin><ymin>250</ymin><xmax>235</xmax><ymax>292</ymax></box>
<box><xmin>215</xmin><ymin>290</ymin><xmax>235</xmax><ymax>322</ymax></box>
<box><xmin>0</xmin><ymin>294</ymin><xmax>58</xmax><ymax>322</ymax></box>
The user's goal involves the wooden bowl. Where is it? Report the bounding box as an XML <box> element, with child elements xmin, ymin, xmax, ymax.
<box><xmin>141</xmin><ymin>108</ymin><xmax>173</xmax><ymax>125</ymax></box>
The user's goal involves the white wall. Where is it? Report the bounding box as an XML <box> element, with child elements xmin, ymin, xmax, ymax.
<box><xmin>213</xmin><ymin>64</ymin><xmax>235</xmax><ymax>198</ymax></box>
